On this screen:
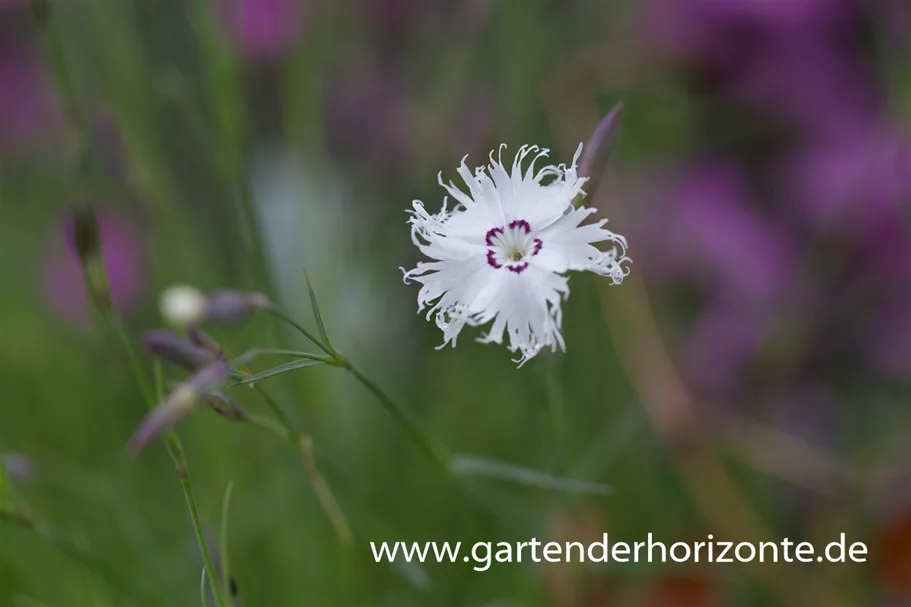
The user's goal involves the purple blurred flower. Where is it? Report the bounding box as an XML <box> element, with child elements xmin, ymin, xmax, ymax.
<box><xmin>728</xmin><ymin>39</ymin><xmax>880</xmax><ymax>133</ymax></box>
<box><xmin>128</xmin><ymin>360</ymin><xmax>231</xmax><ymax>454</ymax></box>
<box><xmin>785</xmin><ymin>123</ymin><xmax>911</xmax><ymax>232</ymax></box>
<box><xmin>635</xmin><ymin>162</ymin><xmax>794</xmax><ymax>302</ymax></box>
<box><xmin>682</xmin><ymin>297</ymin><xmax>771</xmax><ymax>404</ymax></box>
<box><xmin>41</xmin><ymin>208</ymin><xmax>147</xmax><ymax>327</ymax></box>
<box><xmin>144</xmin><ymin>330</ymin><xmax>217</xmax><ymax>372</ymax></box>
<box><xmin>215</xmin><ymin>0</ymin><xmax>305</xmax><ymax>60</ymax></box>
<box><xmin>645</xmin><ymin>0</ymin><xmax>853</xmax><ymax>66</ymax></box>
<box><xmin>644</xmin><ymin>0</ymin><xmax>873</xmax><ymax>133</ymax></box>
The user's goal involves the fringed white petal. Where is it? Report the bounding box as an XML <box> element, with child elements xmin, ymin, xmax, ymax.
<box><xmin>402</xmin><ymin>143</ymin><xmax>631</xmax><ymax>366</ymax></box>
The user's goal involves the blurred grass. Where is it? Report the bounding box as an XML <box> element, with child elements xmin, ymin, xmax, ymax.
<box><xmin>1</xmin><ymin>0</ymin><xmax>907</xmax><ymax>605</ymax></box>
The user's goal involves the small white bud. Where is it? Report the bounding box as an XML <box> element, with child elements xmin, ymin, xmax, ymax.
<box><xmin>160</xmin><ymin>285</ymin><xmax>207</xmax><ymax>328</ymax></box>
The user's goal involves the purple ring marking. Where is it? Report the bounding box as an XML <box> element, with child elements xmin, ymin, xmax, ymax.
<box><xmin>507</xmin><ymin>219</ymin><xmax>531</xmax><ymax>233</ymax></box>
<box><xmin>485</xmin><ymin>220</ymin><xmax>540</xmax><ymax>272</ymax></box>
<box><xmin>485</xmin><ymin>226</ymin><xmax>504</xmax><ymax>246</ymax></box>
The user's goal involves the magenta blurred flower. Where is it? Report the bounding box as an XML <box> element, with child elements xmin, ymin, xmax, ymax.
<box><xmin>215</xmin><ymin>0</ymin><xmax>305</xmax><ymax>59</ymax></box>
<box><xmin>681</xmin><ymin>297</ymin><xmax>771</xmax><ymax>404</ymax></box>
<box><xmin>785</xmin><ymin>123</ymin><xmax>911</xmax><ymax>232</ymax></box>
<box><xmin>41</xmin><ymin>208</ymin><xmax>147</xmax><ymax>327</ymax></box>
<box><xmin>645</xmin><ymin>0</ymin><xmax>852</xmax><ymax>65</ymax></box>
<box><xmin>729</xmin><ymin>40</ymin><xmax>879</xmax><ymax>132</ymax></box>
<box><xmin>644</xmin><ymin>0</ymin><xmax>872</xmax><ymax>133</ymax></box>
<box><xmin>635</xmin><ymin>162</ymin><xmax>793</xmax><ymax>302</ymax></box>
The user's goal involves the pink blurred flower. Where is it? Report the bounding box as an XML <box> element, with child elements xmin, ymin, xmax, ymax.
<box><xmin>42</xmin><ymin>208</ymin><xmax>147</xmax><ymax>327</ymax></box>
<box><xmin>216</xmin><ymin>0</ymin><xmax>305</xmax><ymax>59</ymax></box>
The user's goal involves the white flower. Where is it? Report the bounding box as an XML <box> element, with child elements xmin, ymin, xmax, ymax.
<box><xmin>159</xmin><ymin>285</ymin><xmax>207</xmax><ymax>328</ymax></box>
<box><xmin>402</xmin><ymin>143</ymin><xmax>631</xmax><ymax>366</ymax></box>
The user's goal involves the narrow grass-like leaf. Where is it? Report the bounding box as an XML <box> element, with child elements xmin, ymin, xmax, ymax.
<box><xmin>233</xmin><ymin>359</ymin><xmax>325</xmax><ymax>385</ymax></box>
<box><xmin>200</xmin><ymin>569</ymin><xmax>210</xmax><ymax>607</ymax></box>
<box><xmin>451</xmin><ymin>454</ymin><xmax>613</xmax><ymax>496</ymax></box>
<box><xmin>302</xmin><ymin>268</ymin><xmax>333</xmax><ymax>352</ymax></box>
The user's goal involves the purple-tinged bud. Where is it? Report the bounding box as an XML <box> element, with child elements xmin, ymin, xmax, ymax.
<box><xmin>46</xmin><ymin>207</ymin><xmax>147</xmax><ymax>326</ymax></box>
<box><xmin>159</xmin><ymin>285</ymin><xmax>271</xmax><ymax>328</ymax></box>
<box><xmin>66</xmin><ymin>204</ymin><xmax>114</xmax><ymax>311</ymax></box>
<box><xmin>186</xmin><ymin>326</ymin><xmax>223</xmax><ymax>356</ymax></box>
<box><xmin>579</xmin><ymin>102</ymin><xmax>623</xmax><ymax>182</ymax></box>
<box><xmin>128</xmin><ymin>360</ymin><xmax>231</xmax><ymax>454</ymax></box>
<box><xmin>1</xmin><ymin>453</ymin><xmax>35</xmax><ymax>484</ymax></box>
<box><xmin>70</xmin><ymin>205</ymin><xmax>100</xmax><ymax>266</ymax></box>
<box><xmin>205</xmin><ymin>291</ymin><xmax>271</xmax><ymax>324</ymax></box>
<box><xmin>204</xmin><ymin>392</ymin><xmax>248</xmax><ymax>422</ymax></box>
<box><xmin>143</xmin><ymin>330</ymin><xmax>216</xmax><ymax>371</ymax></box>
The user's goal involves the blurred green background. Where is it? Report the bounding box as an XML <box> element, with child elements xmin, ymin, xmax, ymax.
<box><xmin>2</xmin><ymin>0</ymin><xmax>911</xmax><ymax>605</ymax></box>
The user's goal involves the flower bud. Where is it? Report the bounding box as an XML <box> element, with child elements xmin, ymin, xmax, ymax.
<box><xmin>70</xmin><ymin>205</ymin><xmax>100</xmax><ymax>265</ymax></box>
<box><xmin>159</xmin><ymin>285</ymin><xmax>208</xmax><ymax>327</ymax></box>
<box><xmin>143</xmin><ymin>330</ymin><xmax>216</xmax><ymax>371</ymax></box>
<box><xmin>66</xmin><ymin>204</ymin><xmax>114</xmax><ymax>311</ymax></box>
<box><xmin>159</xmin><ymin>285</ymin><xmax>271</xmax><ymax>328</ymax></box>
<box><xmin>204</xmin><ymin>291</ymin><xmax>271</xmax><ymax>324</ymax></box>
<box><xmin>128</xmin><ymin>360</ymin><xmax>230</xmax><ymax>454</ymax></box>
<box><xmin>204</xmin><ymin>392</ymin><xmax>248</xmax><ymax>422</ymax></box>
<box><xmin>578</xmin><ymin>102</ymin><xmax>623</xmax><ymax>182</ymax></box>
<box><xmin>186</xmin><ymin>326</ymin><xmax>222</xmax><ymax>355</ymax></box>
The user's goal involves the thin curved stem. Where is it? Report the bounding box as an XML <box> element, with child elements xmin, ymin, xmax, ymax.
<box><xmin>154</xmin><ymin>364</ymin><xmax>230</xmax><ymax>607</ymax></box>
<box><xmin>343</xmin><ymin>362</ymin><xmax>452</xmax><ymax>472</ymax></box>
<box><xmin>265</xmin><ymin>308</ymin><xmax>335</xmax><ymax>358</ymax></box>
<box><xmin>253</xmin><ymin>387</ymin><xmax>352</xmax><ymax>546</ymax></box>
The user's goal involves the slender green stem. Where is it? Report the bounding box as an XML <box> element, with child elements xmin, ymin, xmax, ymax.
<box><xmin>252</xmin><ymin>388</ymin><xmax>352</xmax><ymax>545</ymax></box>
<box><xmin>254</xmin><ymin>386</ymin><xmax>295</xmax><ymax>437</ymax></box>
<box><xmin>39</xmin><ymin>6</ymin><xmax>228</xmax><ymax>603</ymax></box>
<box><xmin>266</xmin><ymin>307</ymin><xmax>451</xmax><ymax>471</ymax></box>
<box><xmin>153</xmin><ymin>364</ymin><xmax>229</xmax><ymax>607</ymax></box>
<box><xmin>249</xmin><ymin>349</ymin><xmax>333</xmax><ymax>360</ymax></box>
<box><xmin>343</xmin><ymin>362</ymin><xmax>452</xmax><ymax>472</ymax></box>
<box><xmin>176</xmin><ymin>452</ymin><xmax>227</xmax><ymax>607</ymax></box>
<box><xmin>265</xmin><ymin>308</ymin><xmax>335</xmax><ymax>357</ymax></box>
<box><xmin>100</xmin><ymin>291</ymin><xmax>154</xmax><ymax>405</ymax></box>
<box><xmin>190</xmin><ymin>0</ymin><xmax>275</xmax><ymax>300</ymax></box>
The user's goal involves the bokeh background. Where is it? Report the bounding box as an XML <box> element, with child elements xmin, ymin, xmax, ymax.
<box><xmin>2</xmin><ymin>0</ymin><xmax>911</xmax><ymax>605</ymax></box>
